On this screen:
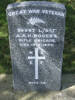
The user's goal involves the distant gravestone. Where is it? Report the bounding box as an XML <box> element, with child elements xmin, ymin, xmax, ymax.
<box><xmin>6</xmin><ymin>1</ymin><xmax>66</xmax><ymax>92</ymax></box>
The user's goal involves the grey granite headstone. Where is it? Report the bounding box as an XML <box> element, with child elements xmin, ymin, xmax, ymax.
<box><xmin>6</xmin><ymin>1</ymin><xmax>66</xmax><ymax>92</ymax></box>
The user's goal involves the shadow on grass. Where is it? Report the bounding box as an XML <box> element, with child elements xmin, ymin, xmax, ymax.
<box><xmin>62</xmin><ymin>1</ymin><xmax>75</xmax><ymax>73</ymax></box>
<box><xmin>0</xmin><ymin>0</ymin><xmax>75</xmax><ymax>73</ymax></box>
<box><xmin>0</xmin><ymin>37</ymin><xmax>12</xmax><ymax>74</ymax></box>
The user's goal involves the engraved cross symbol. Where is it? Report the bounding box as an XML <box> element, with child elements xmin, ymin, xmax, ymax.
<box><xmin>28</xmin><ymin>48</ymin><xmax>45</xmax><ymax>80</ymax></box>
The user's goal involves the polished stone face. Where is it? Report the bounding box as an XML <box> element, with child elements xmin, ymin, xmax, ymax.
<box><xmin>6</xmin><ymin>1</ymin><xmax>66</xmax><ymax>92</ymax></box>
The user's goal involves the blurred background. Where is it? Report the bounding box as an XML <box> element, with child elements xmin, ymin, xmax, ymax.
<box><xmin>0</xmin><ymin>0</ymin><xmax>75</xmax><ymax>74</ymax></box>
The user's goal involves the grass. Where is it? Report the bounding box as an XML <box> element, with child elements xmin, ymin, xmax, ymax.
<box><xmin>0</xmin><ymin>0</ymin><xmax>75</xmax><ymax>74</ymax></box>
<box><xmin>0</xmin><ymin>38</ymin><xmax>12</xmax><ymax>74</ymax></box>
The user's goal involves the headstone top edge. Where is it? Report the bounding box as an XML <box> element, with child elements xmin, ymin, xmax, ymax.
<box><xmin>6</xmin><ymin>1</ymin><xmax>65</xmax><ymax>10</ymax></box>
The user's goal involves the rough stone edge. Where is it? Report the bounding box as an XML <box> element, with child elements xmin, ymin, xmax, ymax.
<box><xmin>6</xmin><ymin>1</ymin><xmax>65</xmax><ymax>10</ymax></box>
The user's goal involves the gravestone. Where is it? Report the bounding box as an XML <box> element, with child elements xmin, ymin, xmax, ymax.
<box><xmin>6</xmin><ymin>1</ymin><xmax>66</xmax><ymax>92</ymax></box>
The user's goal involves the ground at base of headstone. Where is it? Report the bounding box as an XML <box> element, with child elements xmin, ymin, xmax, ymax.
<box><xmin>0</xmin><ymin>74</ymin><xmax>75</xmax><ymax>100</ymax></box>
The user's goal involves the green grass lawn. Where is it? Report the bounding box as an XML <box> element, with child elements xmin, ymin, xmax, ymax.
<box><xmin>0</xmin><ymin>0</ymin><xmax>75</xmax><ymax>74</ymax></box>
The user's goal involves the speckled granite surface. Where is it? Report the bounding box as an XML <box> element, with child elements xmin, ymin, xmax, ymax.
<box><xmin>6</xmin><ymin>1</ymin><xmax>66</xmax><ymax>92</ymax></box>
